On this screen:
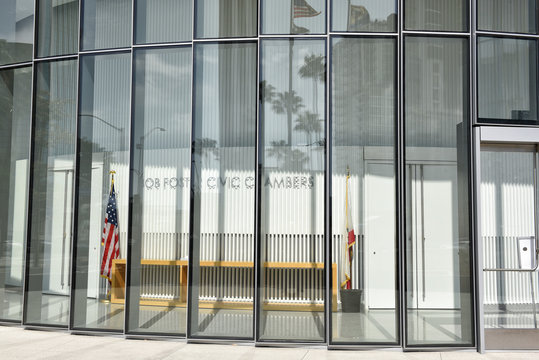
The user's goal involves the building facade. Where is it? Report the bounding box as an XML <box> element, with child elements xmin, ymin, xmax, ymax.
<box><xmin>0</xmin><ymin>0</ymin><xmax>538</xmax><ymax>352</ymax></box>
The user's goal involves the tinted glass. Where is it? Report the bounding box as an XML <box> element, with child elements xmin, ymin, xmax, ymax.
<box><xmin>37</xmin><ymin>0</ymin><xmax>78</xmax><ymax>57</ymax></box>
<box><xmin>25</xmin><ymin>59</ymin><xmax>78</xmax><ymax>326</ymax></box>
<box><xmin>0</xmin><ymin>66</ymin><xmax>32</xmax><ymax>322</ymax></box>
<box><xmin>126</xmin><ymin>46</ymin><xmax>192</xmax><ymax>335</ymax></box>
<box><xmin>71</xmin><ymin>53</ymin><xmax>131</xmax><ymax>331</ymax></box>
<box><xmin>259</xmin><ymin>39</ymin><xmax>326</xmax><ymax>342</ymax></box>
<box><xmin>405</xmin><ymin>0</ymin><xmax>468</xmax><ymax>32</ymax></box>
<box><xmin>478</xmin><ymin>0</ymin><xmax>536</xmax><ymax>34</ymax></box>
<box><xmin>404</xmin><ymin>36</ymin><xmax>473</xmax><ymax>346</ymax></box>
<box><xmin>330</xmin><ymin>37</ymin><xmax>397</xmax><ymax>344</ymax></box>
<box><xmin>189</xmin><ymin>42</ymin><xmax>257</xmax><ymax>339</ymax></box>
<box><xmin>0</xmin><ymin>0</ymin><xmax>33</xmax><ymax>65</ymax></box>
<box><xmin>195</xmin><ymin>0</ymin><xmax>257</xmax><ymax>38</ymax></box>
<box><xmin>478</xmin><ymin>37</ymin><xmax>537</xmax><ymax>123</ymax></box>
<box><xmin>135</xmin><ymin>0</ymin><xmax>192</xmax><ymax>44</ymax></box>
<box><xmin>262</xmin><ymin>0</ymin><xmax>326</xmax><ymax>34</ymax></box>
<box><xmin>331</xmin><ymin>0</ymin><xmax>397</xmax><ymax>32</ymax></box>
<box><xmin>82</xmin><ymin>0</ymin><xmax>131</xmax><ymax>50</ymax></box>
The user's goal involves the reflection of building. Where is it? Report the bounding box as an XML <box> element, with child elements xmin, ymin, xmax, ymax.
<box><xmin>1</xmin><ymin>0</ymin><xmax>539</xmax><ymax>354</ymax></box>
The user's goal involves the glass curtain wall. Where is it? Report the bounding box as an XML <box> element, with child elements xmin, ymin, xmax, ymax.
<box><xmin>478</xmin><ymin>0</ymin><xmax>537</xmax><ymax>34</ymax></box>
<box><xmin>262</xmin><ymin>0</ymin><xmax>326</xmax><ymax>34</ymax></box>
<box><xmin>404</xmin><ymin>36</ymin><xmax>473</xmax><ymax>346</ymax></box>
<box><xmin>81</xmin><ymin>0</ymin><xmax>132</xmax><ymax>50</ymax></box>
<box><xmin>71</xmin><ymin>53</ymin><xmax>130</xmax><ymax>331</ymax></box>
<box><xmin>0</xmin><ymin>0</ymin><xmax>33</xmax><ymax>66</ymax></box>
<box><xmin>37</xmin><ymin>0</ymin><xmax>79</xmax><ymax>57</ymax></box>
<box><xmin>259</xmin><ymin>39</ymin><xmax>326</xmax><ymax>342</ymax></box>
<box><xmin>404</xmin><ymin>0</ymin><xmax>468</xmax><ymax>32</ymax></box>
<box><xmin>331</xmin><ymin>0</ymin><xmax>397</xmax><ymax>32</ymax></box>
<box><xmin>189</xmin><ymin>42</ymin><xmax>257</xmax><ymax>339</ymax></box>
<box><xmin>126</xmin><ymin>46</ymin><xmax>192</xmax><ymax>335</ymax></box>
<box><xmin>195</xmin><ymin>0</ymin><xmax>257</xmax><ymax>38</ymax></box>
<box><xmin>330</xmin><ymin>37</ymin><xmax>397</xmax><ymax>344</ymax></box>
<box><xmin>478</xmin><ymin>37</ymin><xmax>538</xmax><ymax>123</ymax></box>
<box><xmin>134</xmin><ymin>0</ymin><xmax>192</xmax><ymax>44</ymax></box>
<box><xmin>25</xmin><ymin>59</ymin><xmax>78</xmax><ymax>326</ymax></box>
<box><xmin>0</xmin><ymin>66</ymin><xmax>32</xmax><ymax>322</ymax></box>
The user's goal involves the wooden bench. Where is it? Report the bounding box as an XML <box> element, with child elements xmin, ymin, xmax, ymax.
<box><xmin>110</xmin><ymin>259</ymin><xmax>337</xmax><ymax>311</ymax></box>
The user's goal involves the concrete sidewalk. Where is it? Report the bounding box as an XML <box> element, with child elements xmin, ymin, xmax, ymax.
<box><xmin>0</xmin><ymin>326</ymin><xmax>537</xmax><ymax>360</ymax></box>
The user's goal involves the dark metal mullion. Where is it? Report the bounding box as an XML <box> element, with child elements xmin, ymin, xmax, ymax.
<box><xmin>68</xmin><ymin>53</ymin><xmax>83</xmax><ymax>331</ymax></box>
<box><xmin>325</xmin><ymin>33</ymin><xmax>332</xmax><ymax>346</ymax></box>
<box><xmin>398</xmin><ymin>0</ymin><xmax>407</xmax><ymax>349</ymax></box>
<box><xmin>21</xmin><ymin>60</ymin><xmax>38</xmax><ymax>327</ymax></box>
<box><xmin>123</xmin><ymin>48</ymin><xmax>137</xmax><ymax>337</ymax></box>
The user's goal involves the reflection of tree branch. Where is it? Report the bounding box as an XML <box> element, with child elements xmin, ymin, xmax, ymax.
<box><xmin>194</xmin><ymin>137</ymin><xmax>219</xmax><ymax>160</ymax></box>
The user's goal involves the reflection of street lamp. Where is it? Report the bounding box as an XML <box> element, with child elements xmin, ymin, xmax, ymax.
<box><xmin>79</xmin><ymin>113</ymin><xmax>125</xmax><ymax>150</ymax></box>
<box><xmin>136</xmin><ymin>127</ymin><xmax>166</xmax><ymax>150</ymax></box>
<box><xmin>136</xmin><ymin>127</ymin><xmax>166</xmax><ymax>178</ymax></box>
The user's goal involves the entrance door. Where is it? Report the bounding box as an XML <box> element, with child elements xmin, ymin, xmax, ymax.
<box><xmin>406</xmin><ymin>163</ymin><xmax>459</xmax><ymax>310</ymax></box>
<box><xmin>481</xmin><ymin>145</ymin><xmax>539</xmax><ymax>350</ymax></box>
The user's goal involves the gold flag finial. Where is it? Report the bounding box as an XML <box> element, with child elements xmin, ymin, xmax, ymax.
<box><xmin>109</xmin><ymin>170</ymin><xmax>116</xmax><ymax>189</ymax></box>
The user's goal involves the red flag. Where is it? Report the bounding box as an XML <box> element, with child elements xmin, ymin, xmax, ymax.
<box><xmin>100</xmin><ymin>175</ymin><xmax>120</xmax><ymax>283</ymax></box>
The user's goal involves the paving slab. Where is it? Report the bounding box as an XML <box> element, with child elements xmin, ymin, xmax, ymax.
<box><xmin>1</xmin><ymin>326</ymin><xmax>538</xmax><ymax>360</ymax></box>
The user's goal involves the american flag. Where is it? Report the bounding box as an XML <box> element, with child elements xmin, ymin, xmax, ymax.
<box><xmin>293</xmin><ymin>0</ymin><xmax>320</xmax><ymax>18</ymax></box>
<box><xmin>100</xmin><ymin>182</ymin><xmax>119</xmax><ymax>283</ymax></box>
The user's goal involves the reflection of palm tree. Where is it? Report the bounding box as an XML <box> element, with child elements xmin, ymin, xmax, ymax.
<box><xmin>271</xmin><ymin>90</ymin><xmax>304</xmax><ymax>116</ymax></box>
<box><xmin>298</xmin><ymin>54</ymin><xmax>325</xmax><ymax>114</ymax></box>
<box><xmin>295</xmin><ymin>111</ymin><xmax>322</xmax><ymax>146</ymax></box>
<box><xmin>267</xmin><ymin>140</ymin><xmax>309</xmax><ymax>171</ymax></box>
<box><xmin>271</xmin><ymin>90</ymin><xmax>304</xmax><ymax>146</ymax></box>
<box><xmin>260</xmin><ymin>80</ymin><xmax>277</xmax><ymax>103</ymax></box>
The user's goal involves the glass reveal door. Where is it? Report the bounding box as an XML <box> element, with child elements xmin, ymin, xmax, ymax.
<box><xmin>481</xmin><ymin>145</ymin><xmax>539</xmax><ymax>350</ymax></box>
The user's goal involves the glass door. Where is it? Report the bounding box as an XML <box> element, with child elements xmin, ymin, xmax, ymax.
<box><xmin>481</xmin><ymin>145</ymin><xmax>539</xmax><ymax>350</ymax></box>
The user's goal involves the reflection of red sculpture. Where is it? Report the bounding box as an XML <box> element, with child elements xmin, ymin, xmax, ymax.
<box><xmin>341</xmin><ymin>168</ymin><xmax>356</xmax><ymax>290</ymax></box>
<box><xmin>348</xmin><ymin>5</ymin><xmax>371</xmax><ymax>31</ymax></box>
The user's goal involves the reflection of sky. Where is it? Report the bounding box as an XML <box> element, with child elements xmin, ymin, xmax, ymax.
<box><xmin>0</xmin><ymin>0</ymin><xmax>33</xmax><ymax>42</ymax></box>
<box><xmin>333</xmin><ymin>0</ymin><xmax>396</xmax><ymax>23</ymax></box>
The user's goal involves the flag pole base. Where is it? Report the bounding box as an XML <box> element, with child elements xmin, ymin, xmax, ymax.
<box><xmin>340</xmin><ymin>289</ymin><xmax>362</xmax><ymax>313</ymax></box>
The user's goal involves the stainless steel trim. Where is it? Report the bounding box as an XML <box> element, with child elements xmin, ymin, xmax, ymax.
<box><xmin>402</xmin><ymin>30</ymin><xmax>471</xmax><ymax>36</ymax></box>
<box><xmin>0</xmin><ymin>62</ymin><xmax>33</xmax><ymax>70</ymax></box>
<box><xmin>33</xmin><ymin>55</ymin><xmax>78</xmax><ymax>62</ymax></box>
<box><xmin>476</xmin><ymin>30</ymin><xmax>539</xmax><ymax>38</ymax></box>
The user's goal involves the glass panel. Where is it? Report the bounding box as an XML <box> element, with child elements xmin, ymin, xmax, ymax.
<box><xmin>478</xmin><ymin>37</ymin><xmax>537</xmax><ymax>123</ymax></box>
<box><xmin>259</xmin><ymin>39</ymin><xmax>326</xmax><ymax>342</ymax></box>
<box><xmin>481</xmin><ymin>147</ymin><xmax>539</xmax><ymax>337</ymax></box>
<box><xmin>262</xmin><ymin>0</ymin><xmax>326</xmax><ymax>35</ymax></box>
<box><xmin>135</xmin><ymin>0</ymin><xmax>192</xmax><ymax>44</ymax></box>
<box><xmin>331</xmin><ymin>0</ymin><xmax>397</xmax><ymax>32</ymax></box>
<box><xmin>478</xmin><ymin>0</ymin><xmax>536</xmax><ymax>34</ymax></box>
<box><xmin>404</xmin><ymin>0</ymin><xmax>467</xmax><ymax>32</ymax></box>
<box><xmin>404</xmin><ymin>37</ymin><xmax>473</xmax><ymax>346</ymax></box>
<box><xmin>37</xmin><ymin>0</ymin><xmax>79</xmax><ymax>57</ymax></box>
<box><xmin>126</xmin><ymin>46</ymin><xmax>192</xmax><ymax>335</ymax></box>
<box><xmin>25</xmin><ymin>59</ymin><xmax>78</xmax><ymax>326</ymax></box>
<box><xmin>82</xmin><ymin>0</ymin><xmax>131</xmax><ymax>51</ymax></box>
<box><xmin>195</xmin><ymin>0</ymin><xmax>257</xmax><ymax>38</ymax></box>
<box><xmin>330</xmin><ymin>37</ymin><xmax>397</xmax><ymax>344</ymax></box>
<box><xmin>71</xmin><ymin>53</ymin><xmax>131</xmax><ymax>331</ymax></box>
<box><xmin>0</xmin><ymin>66</ymin><xmax>32</xmax><ymax>322</ymax></box>
<box><xmin>0</xmin><ymin>0</ymin><xmax>33</xmax><ymax>65</ymax></box>
<box><xmin>189</xmin><ymin>42</ymin><xmax>256</xmax><ymax>339</ymax></box>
